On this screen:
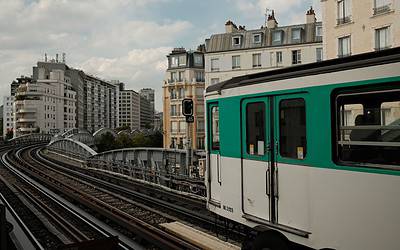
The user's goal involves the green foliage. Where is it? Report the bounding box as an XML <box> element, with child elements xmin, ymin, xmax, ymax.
<box><xmin>95</xmin><ymin>130</ymin><xmax>163</xmax><ymax>152</ymax></box>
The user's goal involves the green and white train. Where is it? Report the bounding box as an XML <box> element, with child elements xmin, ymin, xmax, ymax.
<box><xmin>204</xmin><ymin>47</ymin><xmax>400</xmax><ymax>250</ymax></box>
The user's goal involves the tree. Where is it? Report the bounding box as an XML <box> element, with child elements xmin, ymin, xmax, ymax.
<box><xmin>95</xmin><ymin>132</ymin><xmax>116</xmax><ymax>152</ymax></box>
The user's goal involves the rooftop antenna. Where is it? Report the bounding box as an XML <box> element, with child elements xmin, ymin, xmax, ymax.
<box><xmin>62</xmin><ymin>52</ymin><xmax>66</xmax><ymax>63</ymax></box>
<box><xmin>45</xmin><ymin>53</ymin><xmax>47</xmax><ymax>62</ymax></box>
<box><xmin>56</xmin><ymin>53</ymin><xmax>59</xmax><ymax>63</ymax></box>
<box><xmin>265</xmin><ymin>8</ymin><xmax>272</xmax><ymax>26</ymax></box>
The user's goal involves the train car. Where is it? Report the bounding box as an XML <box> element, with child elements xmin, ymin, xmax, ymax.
<box><xmin>204</xmin><ymin>47</ymin><xmax>400</xmax><ymax>250</ymax></box>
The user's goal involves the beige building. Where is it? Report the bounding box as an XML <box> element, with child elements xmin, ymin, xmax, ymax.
<box><xmin>205</xmin><ymin>8</ymin><xmax>323</xmax><ymax>86</ymax></box>
<box><xmin>163</xmin><ymin>47</ymin><xmax>205</xmax><ymax>150</ymax></box>
<box><xmin>321</xmin><ymin>0</ymin><xmax>400</xmax><ymax>59</ymax></box>
<box><xmin>13</xmin><ymin>63</ymin><xmax>76</xmax><ymax>137</ymax></box>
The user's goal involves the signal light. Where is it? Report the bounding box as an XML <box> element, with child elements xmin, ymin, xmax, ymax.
<box><xmin>182</xmin><ymin>98</ymin><xmax>193</xmax><ymax>116</ymax></box>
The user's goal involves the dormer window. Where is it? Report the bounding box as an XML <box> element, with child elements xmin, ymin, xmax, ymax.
<box><xmin>232</xmin><ymin>36</ymin><xmax>242</xmax><ymax>46</ymax></box>
<box><xmin>291</xmin><ymin>28</ymin><xmax>302</xmax><ymax>43</ymax></box>
<box><xmin>272</xmin><ymin>30</ymin><xmax>283</xmax><ymax>45</ymax></box>
<box><xmin>253</xmin><ymin>33</ymin><xmax>262</xmax><ymax>44</ymax></box>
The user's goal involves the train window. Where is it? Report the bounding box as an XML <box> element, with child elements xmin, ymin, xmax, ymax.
<box><xmin>279</xmin><ymin>98</ymin><xmax>307</xmax><ymax>159</ymax></box>
<box><xmin>246</xmin><ymin>102</ymin><xmax>265</xmax><ymax>155</ymax></box>
<box><xmin>335</xmin><ymin>89</ymin><xmax>400</xmax><ymax>167</ymax></box>
<box><xmin>211</xmin><ymin>106</ymin><xmax>220</xmax><ymax>150</ymax></box>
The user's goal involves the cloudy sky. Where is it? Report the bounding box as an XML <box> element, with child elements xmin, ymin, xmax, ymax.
<box><xmin>0</xmin><ymin>0</ymin><xmax>320</xmax><ymax>111</ymax></box>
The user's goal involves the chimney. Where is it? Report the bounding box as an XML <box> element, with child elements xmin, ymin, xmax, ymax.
<box><xmin>306</xmin><ymin>6</ymin><xmax>316</xmax><ymax>24</ymax></box>
<box><xmin>225</xmin><ymin>20</ymin><xmax>238</xmax><ymax>33</ymax></box>
<box><xmin>267</xmin><ymin>10</ymin><xmax>278</xmax><ymax>29</ymax></box>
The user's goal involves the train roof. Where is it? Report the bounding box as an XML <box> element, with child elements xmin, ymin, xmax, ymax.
<box><xmin>206</xmin><ymin>47</ymin><xmax>400</xmax><ymax>93</ymax></box>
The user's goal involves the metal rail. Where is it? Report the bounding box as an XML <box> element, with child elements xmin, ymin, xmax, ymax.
<box><xmin>14</xmin><ymin>145</ymin><xmax>201</xmax><ymax>250</ymax></box>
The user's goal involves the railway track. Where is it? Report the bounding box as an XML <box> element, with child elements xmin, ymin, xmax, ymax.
<box><xmin>38</xmin><ymin>148</ymin><xmax>247</xmax><ymax>244</ymax></box>
<box><xmin>0</xmin><ymin>144</ymin><xmax>131</xmax><ymax>249</ymax></box>
<box><xmin>5</xmin><ymin>144</ymin><xmax>202</xmax><ymax>249</ymax></box>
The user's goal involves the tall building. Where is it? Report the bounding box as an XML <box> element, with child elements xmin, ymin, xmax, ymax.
<box><xmin>204</xmin><ymin>7</ymin><xmax>323</xmax><ymax>86</ymax></box>
<box><xmin>321</xmin><ymin>0</ymin><xmax>400</xmax><ymax>59</ymax></box>
<box><xmin>14</xmin><ymin>65</ymin><xmax>76</xmax><ymax>137</ymax></box>
<box><xmin>3</xmin><ymin>96</ymin><xmax>14</xmax><ymax>138</ymax></box>
<box><xmin>82</xmin><ymin>74</ymin><xmax>119</xmax><ymax>133</ymax></box>
<box><xmin>31</xmin><ymin>58</ymin><xmax>119</xmax><ymax>133</ymax></box>
<box><xmin>163</xmin><ymin>47</ymin><xmax>205</xmax><ymax>150</ymax></box>
<box><xmin>139</xmin><ymin>88</ymin><xmax>155</xmax><ymax>113</ymax></box>
<box><xmin>119</xmin><ymin>90</ymin><xmax>140</xmax><ymax>130</ymax></box>
<box><xmin>139</xmin><ymin>96</ymin><xmax>153</xmax><ymax>129</ymax></box>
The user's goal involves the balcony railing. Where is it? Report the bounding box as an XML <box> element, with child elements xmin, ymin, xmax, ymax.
<box><xmin>336</xmin><ymin>16</ymin><xmax>352</xmax><ymax>25</ymax></box>
<box><xmin>374</xmin><ymin>45</ymin><xmax>392</xmax><ymax>51</ymax></box>
<box><xmin>373</xmin><ymin>4</ymin><xmax>391</xmax><ymax>15</ymax></box>
<box><xmin>338</xmin><ymin>53</ymin><xmax>352</xmax><ymax>58</ymax></box>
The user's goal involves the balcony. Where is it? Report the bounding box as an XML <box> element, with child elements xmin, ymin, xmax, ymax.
<box><xmin>336</xmin><ymin>16</ymin><xmax>352</xmax><ymax>25</ymax></box>
<box><xmin>17</xmin><ymin>127</ymin><xmax>37</xmax><ymax>132</ymax></box>
<box><xmin>17</xmin><ymin>118</ymin><xmax>36</xmax><ymax>123</ymax></box>
<box><xmin>16</xmin><ymin>108</ymin><xmax>36</xmax><ymax>113</ymax></box>
<box><xmin>373</xmin><ymin>4</ymin><xmax>391</xmax><ymax>15</ymax></box>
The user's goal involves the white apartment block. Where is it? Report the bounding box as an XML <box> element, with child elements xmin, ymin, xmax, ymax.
<box><xmin>321</xmin><ymin>0</ymin><xmax>400</xmax><ymax>59</ymax></box>
<box><xmin>163</xmin><ymin>47</ymin><xmax>206</xmax><ymax>150</ymax></box>
<box><xmin>119</xmin><ymin>90</ymin><xmax>140</xmax><ymax>130</ymax></box>
<box><xmin>14</xmin><ymin>67</ymin><xmax>76</xmax><ymax>137</ymax></box>
<box><xmin>204</xmin><ymin>8</ymin><xmax>323</xmax><ymax>86</ymax></box>
<box><xmin>3</xmin><ymin>96</ymin><xmax>15</xmax><ymax>138</ymax></box>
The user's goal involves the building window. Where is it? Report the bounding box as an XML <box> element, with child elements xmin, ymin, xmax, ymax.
<box><xmin>272</xmin><ymin>31</ymin><xmax>283</xmax><ymax>45</ymax></box>
<box><xmin>252</xmin><ymin>53</ymin><xmax>261</xmax><ymax>68</ymax></box>
<box><xmin>197</xmin><ymin>137</ymin><xmax>205</xmax><ymax>150</ymax></box>
<box><xmin>292</xmin><ymin>50</ymin><xmax>301</xmax><ymax>65</ymax></box>
<box><xmin>316</xmin><ymin>25</ymin><xmax>323</xmax><ymax>38</ymax></box>
<box><xmin>170</xmin><ymin>105</ymin><xmax>177</xmax><ymax>116</ymax></box>
<box><xmin>179</xmin><ymin>55</ymin><xmax>186</xmax><ymax>66</ymax></box>
<box><xmin>279</xmin><ymin>98</ymin><xmax>306</xmax><ymax>159</ymax></box>
<box><xmin>276</xmin><ymin>51</ymin><xmax>283</xmax><ymax>64</ymax></box>
<box><xmin>178</xmin><ymin>71</ymin><xmax>184</xmax><ymax>81</ymax></box>
<box><xmin>375</xmin><ymin>26</ymin><xmax>390</xmax><ymax>51</ymax></box>
<box><xmin>178</xmin><ymin>88</ymin><xmax>184</xmax><ymax>99</ymax></box>
<box><xmin>195</xmin><ymin>71</ymin><xmax>204</xmax><ymax>82</ymax></box>
<box><xmin>338</xmin><ymin>36</ymin><xmax>351</xmax><ymax>57</ymax></box>
<box><xmin>194</xmin><ymin>55</ymin><xmax>203</xmax><ymax>66</ymax></box>
<box><xmin>179</xmin><ymin>121</ymin><xmax>186</xmax><ymax>132</ymax></box>
<box><xmin>171</xmin><ymin>121</ymin><xmax>178</xmax><ymax>133</ymax></box>
<box><xmin>253</xmin><ymin>33</ymin><xmax>262</xmax><ymax>44</ymax></box>
<box><xmin>291</xmin><ymin>28</ymin><xmax>302</xmax><ymax>43</ymax></box>
<box><xmin>337</xmin><ymin>0</ymin><xmax>351</xmax><ymax>25</ymax></box>
<box><xmin>232</xmin><ymin>55</ymin><xmax>241</xmax><ymax>69</ymax></box>
<box><xmin>246</xmin><ymin>102</ymin><xmax>265</xmax><ymax>155</ymax></box>
<box><xmin>374</xmin><ymin>0</ymin><xmax>391</xmax><ymax>15</ymax></box>
<box><xmin>316</xmin><ymin>48</ymin><xmax>323</xmax><ymax>62</ymax></box>
<box><xmin>232</xmin><ymin>36</ymin><xmax>241</xmax><ymax>46</ymax></box>
<box><xmin>211</xmin><ymin>58</ymin><xmax>220</xmax><ymax>71</ymax></box>
<box><xmin>170</xmin><ymin>72</ymin><xmax>177</xmax><ymax>82</ymax></box>
<box><xmin>171</xmin><ymin>56</ymin><xmax>178</xmax><ymax>67</ymax></box>
<box><xmin>197</xmin><ymin>120</ymin><xmax>205</xmax><ymax>132</ymax></box>
<box><xmin>210</xmin><ymin>78</ymin><xmax>219</xmax><ymax>85</ymax></box>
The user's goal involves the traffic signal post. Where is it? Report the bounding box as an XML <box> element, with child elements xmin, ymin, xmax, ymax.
<box><xmin>182</xmin><ymin>99</ymin><xmax>194</xmax><ymax>171</ymax></box>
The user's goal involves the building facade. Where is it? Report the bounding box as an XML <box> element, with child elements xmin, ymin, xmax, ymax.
<box><xmin>321</xmin><ymin>0</ymin><xmax>400</xmax><ymax>59</ymax></box>
<box><xmin>14</xmin><ymin>65</ymin><xmax>76</xmax><ymax>137</ymax></box>
<box><xmin>139</xmin><ymin>88</ymin><xmax>155</xmax><ymax>113</ymax></box>
<box><xmin>163</xmin><ymin>48</ymin><xmax>205</xmax><ymax>150</ymax></box>
<box><xmin>119</xmin><ymin>90</ymin><xmax>140</xmax><ymax>130</ymax></box>
<box><xmin>204</xmin><ymin>8</ymin><xmax>323</xmax><ymax>86</ymax></box>
<box><xmin>3</xmin><ymin>96</ymin><xmax>15</xmax><ymax>138</ymax></box>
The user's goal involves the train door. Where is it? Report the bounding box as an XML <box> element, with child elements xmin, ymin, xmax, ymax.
<box><xmin>273</xmin><ymin>94</ymin><xmax>310</xmax><ymax>233</ymax></box>
<box><xmin>208</xmin><ymin>103</ymin><xmax>222</xmax><ymax>205</ymax></box>
<box><xmin>241</xmin><ymin>98</ymin><xmax>271</xmax><ymax>221</ymax></box>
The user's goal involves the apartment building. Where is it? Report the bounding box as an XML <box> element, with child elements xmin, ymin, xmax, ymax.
<box><xmin>119</xmin><ymin>90</ymin><xmax>140</xmax><ymax>130</ymax></box>
<box><xmin>32</xmin><ymin>59</ymin><xmax>119</xmax><ymax>133</ymax></box>
<box><xmin>139</xmin><ymin>96</ymin><xmax>153</xmax><ymax>129</ymax></box>
<box><xmin>163</xmin><ymin>47</ymin><xmax>206</xmax><ymax>150</ymax></box>
<box><xmin>321</xmin><ymin>0</ymin><xmax>400</xmax><ymax>59</ymax></box>
<box><xmin>13</xmin><ymin>64</ymin><xmax>76</xmax><ymax>137</ymax></box>
<box><xmin>82</xmin><ymin>74</ymin><xmax>119</xmax><ymax>133</ymax></box>
<box><xmin>3</xmin><ymin>96</ymin><xmax>15</xmax><ymax>138</ymax></box>
<box><xmin>204</xmin><ymin>7</ymin><xmax>323</xmax><ymax>86</ymax></box>
<box><xmin>139</xmin><ymin>88</ymin><xmax>155</xmax><ymax>113</ymax></box>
